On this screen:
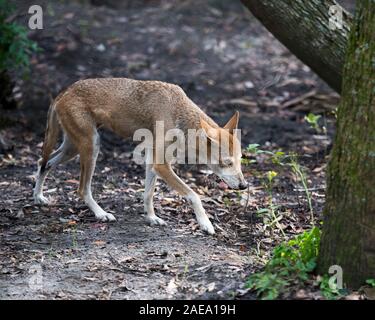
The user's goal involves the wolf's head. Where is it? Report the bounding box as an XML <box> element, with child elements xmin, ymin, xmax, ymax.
<box><xmin>200</xmin><ymin>111</ymin><xmax>247</xmax><ymax>190</ymax></box>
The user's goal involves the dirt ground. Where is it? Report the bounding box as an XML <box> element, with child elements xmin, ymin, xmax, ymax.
<box><xmin>0</xmin><ymin>0</ymin><xmax>347</xmax><ymax>299</ymax></box>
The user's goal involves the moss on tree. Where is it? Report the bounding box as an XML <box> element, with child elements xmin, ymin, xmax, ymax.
<box><xmin>318</xmin><ymin>0</ymin><xmax>375</xmax><ymax>288</ymax></box>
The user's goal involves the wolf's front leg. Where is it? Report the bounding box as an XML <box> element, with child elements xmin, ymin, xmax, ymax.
<box><xmin>186</xmin><ymin>192</ymin><xmax>215</xmax><ymax>235</ymax></box>
<box><xmin>144</xmin><ymin>164</ymin><xmax>167</xmax><ymax>226</ymax></box>
<box><xmin>153</xmin><ymin>163</ymin><xmax>215</xmax><ymax>235</ymax></box>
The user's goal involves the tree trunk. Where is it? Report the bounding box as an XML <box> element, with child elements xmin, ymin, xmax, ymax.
<box><xmin>0</xmin><ymin>71</ymin><xmax>16</xmax><ymax>110</ymax></box>
<box><xmin>0</xmin><ymin>71</ymin><xmax>16</xmax><ymax>152</ymax></box>
<box><xmin>240</xmin><ymin>0</ymin><xmax>352</xmax><ymax>94</ymax></box>
<box><xmin>318</xmin><ymin>1</ymin><xmax>375</xmax><ymax>288</ymax></box>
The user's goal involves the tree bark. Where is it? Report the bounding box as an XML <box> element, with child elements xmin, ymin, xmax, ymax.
<box><xmin>318</xmin><ymin>1</ymin><xmax>375</xmax><ymax>288</ymax></box>
<box><xmin>240</xmin><ymin>0</ymin><xmax>352</xmax><ymax>94</ymax></box>
<box><xmin>0</xmin><ymin>71</ymin><xmax>16</xmax><ymax>110</ymax></box>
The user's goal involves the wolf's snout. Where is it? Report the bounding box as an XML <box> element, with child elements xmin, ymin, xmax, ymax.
<box><xmin>220</xmin><ymin>173</ymin><xmax>247</xmax><ymax>190</ymax></box>
<box><xmin>238</xmin><ymin>182</ymin><xmax>247</xmax><ymax>190</ymax></box>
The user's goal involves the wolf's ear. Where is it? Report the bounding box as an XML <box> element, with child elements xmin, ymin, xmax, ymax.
<box><xmin>223</xmin><ymin>111</ymin><xmax>239</xmax><ymax>133</ymax></box>
<box><xmin>200</xmin><ymin>116</ymin><xmax>219</xmax><ymax>142</ymax></box>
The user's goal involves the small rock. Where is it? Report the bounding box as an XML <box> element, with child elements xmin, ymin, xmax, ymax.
<box><xmin>96</xmin><ymin>44</ymin><xmax>106</xmax><ymax>52</ymax></box>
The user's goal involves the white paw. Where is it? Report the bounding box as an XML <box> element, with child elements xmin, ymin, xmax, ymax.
<box><xmin>34</xmin><ymin>194</ymin><xmax>50</xmax><ymax>205</ymax></box>
<box><xmin>197</xmin><ymin>217</ymin><xmax>215</xmax><ymax>235</ymax></box>
<box><xmin>96</xmin><ymin>212</ymin><xmax>116</xmax><ymax>222</ymax></box>
<box><xmin>146</xmin><ymin>215</ymin><xmax>167</xmax><ymax>226</ymax></box>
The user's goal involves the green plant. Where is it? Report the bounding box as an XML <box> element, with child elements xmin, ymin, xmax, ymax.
<box><xmin>181</xmin><ymin>263</ymin><xmax>189</xmax><ymax>281</ymax></box>
<box><xmin>0</xmin><ymin>0</ymin><xmax>38</xmax><ymax>73</ymax></box>
<box><xmin>317</xmin><ymin>274</ymin><xmax>345</xmax><ymax>300</ymax></box>
<box><xmin>242</xmin><ymin>145</ymin><xmax>314</xmax><ymax>224</ymax></box>
<box><xmin>270</xmin><ymin>151</ymin><xmax>286</xmax><ymax>166</ymax></box>
<box><xmin>266</xmin><ymin>170</ymin><xmax>278</xmax><ymax>184</ymax></box>
<box><xmin>246</xmin><ymin>227</ymin><xmax>320</xmax><ymax>299</ymax></box>
<box><xmin>246</xmin><ymin>143</ymin><xmax>263</xmax><ymax>154</ymax></box>
<box><xmin>241</xmin><ymin>157</ymin><xmax>255</xmax><ymax>165</ymax></box>
<box><xmin>242</xmin><ymin>143</ymin><xmax>274</xmax><ymax>165</ymax></box>
<box><xmin>366</xmin><ymin>279</ymin><xmax>375</xmax><ymax>287</ymax></box>
<box><xmin>67</xmin><ymin>220</ymin><xmax>78</xmax><ymax>248</ymax></box>
<box><xmin>288</xmin><ymin>153</ymin><xmax>314</xmax><ymax>223</ymax></box>
<box><xmin>222</xmin><ymin>196</ymin><xmax>232</xmax><ymax>207</ymax></box>
<box><xmin>304</xmin><ymin>113</ymin><xmax>322</xmax><ymax>133</ymax></box>
<box><xmin>258</xmin><ymin>170</ymin><xmax>285</xmax><ymax>237</ymax></box>
<box><xmin>256</xmin><ymin>205</ymin><xmax>282</xmax><ymax>230</ymax></box>
<box><xmin>265</xmin><ymin>150</ymin><xmax>314</xmax><ymax>223</ymax></box>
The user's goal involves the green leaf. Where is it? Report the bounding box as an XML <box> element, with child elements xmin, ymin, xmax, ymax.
<box><xmin>366</xmin><ymin>279</ymin><xmax>375</xmax><ymax>287</ymax></box>
<box><xmin>0</xmin><ymin>4</ymin><xmax>38</xmax><ymax>73</ymax></box>
<box><xmin>245</xmin><ymin>227</ymin><xmax>324</xmax><ymax>299</ymax></box>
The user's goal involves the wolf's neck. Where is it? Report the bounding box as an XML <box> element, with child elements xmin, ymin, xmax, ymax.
<box><xmin>175</xmin><ymin>100</ymin><xmax>218</xmax><ymax>131</ymax></box>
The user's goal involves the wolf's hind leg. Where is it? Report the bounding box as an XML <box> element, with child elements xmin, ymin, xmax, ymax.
<box><xmin>34</xmin><ymin>136</ymin><xmax>78</xmax><ymax>204</ymax></box>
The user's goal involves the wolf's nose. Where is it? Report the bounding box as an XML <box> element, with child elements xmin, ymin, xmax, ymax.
<box><xmin>239</xmin><ymin>182</ymin><xmax>247</xmax><ymax>190</ymax></box>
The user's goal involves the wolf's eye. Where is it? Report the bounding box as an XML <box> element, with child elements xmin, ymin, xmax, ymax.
<box><xmin>220</xmin><ymin>159</ymin><xmax>233</xmax><ymax>167</ymax></box>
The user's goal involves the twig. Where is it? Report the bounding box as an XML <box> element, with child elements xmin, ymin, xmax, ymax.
<box><xmin>260</xmin><ymin>73</ymin><xmax>282</xmax><ymax>90</ymax></box>
<box><xmin>108</xmin><ymin>253</ymin><xmax>145</xmax><ymax>275</ymax></box>
<box><xmin>5</xmin><ymin>12</ymin><xmax>27</xmax><ymax>24</ymax></box>
<box><xmin>28</xmin><ymin>237</ymin><xmax>51</xmax><ymax>245</ymax></box>
<box><xmin>293</xmin><ymin>187</ymin><xmax>324</xmax><ymax>192</ymax></box>
<box><xmin>281</xmin><ymin>89</ymin><xmax>317</xmax><ymax>108</ymax></box>
<box><xmin>221</xmin><ymin>98</ymin><xmax>257</xmax><ymax>108</ymax></box>
<box><xmin>243</xmin><ymin>184</ymin><xmax>253</xmax><ymax>224</ymax></box>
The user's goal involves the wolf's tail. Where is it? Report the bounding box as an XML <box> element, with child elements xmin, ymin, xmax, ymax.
<box><xmin>39</xmin><ymin>102</ymin><xmax>60</xmax><ymax>172</ymax></box>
